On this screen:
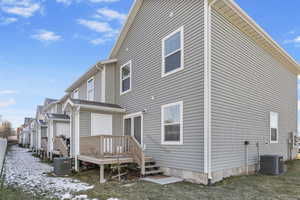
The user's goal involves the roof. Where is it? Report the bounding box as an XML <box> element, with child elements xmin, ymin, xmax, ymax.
<box><xmin>38</xmin><ymin>120</ymin><xmax>47</xmax><ymax>126</ymax></box>
<box><xmin>44</xmin><ymin>98</ymin><xmax>57</xmax><ymax>106</ymax></box>
<box><xmin>109</xmin><ymin>0</ymin><xmax>300</xmax><ymax>74</ymax></box>
<box><xmin>65</xmin><ymin>98</ymin><xmax>126</xmax><ymax>113</ymax></box>
<box><xmin>46</xmin><ymin>113</ymin><xmax>70</xmax><ymax>120</ymax></box>
<box><xmin>65</xmin><ymin>59</ymin><xmax>117</xmax><ymax>93</ymax></box>
<box><xmin>70</xmin><ymin>99</ymin><xmax>123</xmax><ymax>109</ymax></box>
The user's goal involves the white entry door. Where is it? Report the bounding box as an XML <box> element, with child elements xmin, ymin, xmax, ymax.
<box><xmin>56</xmin><ymin>122</ymin><xmax>70</xmax><ymax>138</ymax></box>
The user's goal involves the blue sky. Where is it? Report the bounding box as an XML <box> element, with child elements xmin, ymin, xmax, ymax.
<box><xmin>0</xmin><ymin>0</ymin><xmax>299</xmax><ymax>128</ymax></box>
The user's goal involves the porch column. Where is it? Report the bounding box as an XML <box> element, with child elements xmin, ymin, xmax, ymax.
<box><xmin>100</xmin><ymin>164</ymin><xmax>106</xmax><ymax>183</ymax></box>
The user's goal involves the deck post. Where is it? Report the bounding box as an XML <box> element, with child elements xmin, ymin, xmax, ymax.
<box><xmin>75</xmin><ymin>156</ymin><xmax>79</xmax><ymax>172</ymax></box>
<box><xmin>100</xmin><ymin>164</ymin><xmax>106</xmax><ymax>183</ymax></box>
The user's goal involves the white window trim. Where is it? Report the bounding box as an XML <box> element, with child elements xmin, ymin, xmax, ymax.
<box><xmin>162</xmin><ymin>26</ymin><xmax>185</xmax><ymax>78</ymax></box>
<box><xmin>73</xmin><ymin>88</ymin><xmax>79</xmax><ymax>99</ymax></box>
<box><xmin>270</xmin><ymin>112</ymin><xmax>279</xmax><ymax>144</ymax></box>
<box><xmin>120</xmin><ymin>60</ymin><xmax>132</xmax><ymax>95</ymax></box>
<box><xmin>87</xmin><ymin>77</ymin><xmax>94</xmax><ymax>101</ymax></box>
<box><xmin>123</xmin><ymin>112</ymin><xmax>143</xmax><ymax>146</ymax></box>
<box><xmin>161</xmin><ymin>101</ymin><xmax>183</xmax><ymax>145</ymax></box>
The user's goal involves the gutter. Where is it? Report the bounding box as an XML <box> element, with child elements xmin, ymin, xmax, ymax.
<box><xmin>204</xmin><ymin>0</ymin><xmax>218</xmax><ymax>185</ymax></box>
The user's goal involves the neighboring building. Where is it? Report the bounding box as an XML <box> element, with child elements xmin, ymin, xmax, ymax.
<box><xmin>29</xmin><ymin>0</ymin><xmax>299</xmax><ymax>184</ymax></box>
<box><xmin>20</xmin><ymin>118</ymin><xmax>34</xmax><ymax>147</ymax></box>
<box><xmin>42</xmin><ymin>97</ymin><xmax>70</xmax><ymax>158</ymax></box>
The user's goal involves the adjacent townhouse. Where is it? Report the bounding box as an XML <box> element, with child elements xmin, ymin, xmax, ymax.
<box><xmin>41</xmin><ymin>97</ymin><xmax>71</xmax><ymax>159</ymax></box>
<box><xmin>20</xmin><ymin>118</ymin><xmax>34</xmax><ymax>148</ymax></box>
<box><xmin>27</xmin><ymin>0</ymin><xmax>299</xmax><ymax>184</ymax></box>
<box><xmin>29</xmin><ymin>118</ymin><xmax>37</xmax><ymax>151</ymax></box>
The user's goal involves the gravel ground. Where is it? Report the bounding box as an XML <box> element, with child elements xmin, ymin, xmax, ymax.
<box><xmin>3</xmin><ymin>145</ymin><xmax>95</xmax><ymax>200</ymax></box>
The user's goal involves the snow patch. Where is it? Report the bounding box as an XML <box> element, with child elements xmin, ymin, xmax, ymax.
<box><xmin>4</xmin><ymin>146</ymin><xmax>94</xmax><ymax>199</ymax></box>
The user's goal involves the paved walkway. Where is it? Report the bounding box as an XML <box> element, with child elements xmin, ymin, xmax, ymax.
<box><xmin>4</xmin><ymin>145</ymin><xmax>94</xmax><ymax>199</ymax></box>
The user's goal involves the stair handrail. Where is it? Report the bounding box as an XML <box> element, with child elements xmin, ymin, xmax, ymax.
<box><xmin>54</xmin><ymin>136</ymin><xmax>68</xmax><ymax>157</ymax></box>
<box><xmin>128</xmin><ymin>136</ymin><xmax>145</xmax><ymax>175</ymax></box>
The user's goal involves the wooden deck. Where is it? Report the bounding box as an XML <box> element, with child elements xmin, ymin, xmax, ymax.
<box><xmin>78</xmin><ymin>135</ymin><xmax>147</xmax><ymax>183</ymax></box>
<box><xmin>78</xmin><ymin>155</ymin><xmax>134</xmax><ymax>165</ymax></box>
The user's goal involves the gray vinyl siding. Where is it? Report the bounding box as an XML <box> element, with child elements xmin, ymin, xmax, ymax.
<box><xmin>57</xmin><ymin>104</ymin><xmax>63</xmax><ymax>114</ymax></box>
<box><xmin>105</xmin><ymin>63</ymin><xmax>116</xmax><ymax>104</ymax></box>
<box><xmin>210</xmin><ymin>9</ymin><xmax>298</xmax><ymax>172</ymax></box>
<box><xmin>75</xmin><ymin>70</ymin><xmax>107</xmax><ymax>102</ymax></box>
<box><xmin>41</xmin><ymin>127</ymin><xmax>47</xmax><ymax>138</ymax></box>
<box><xmin>79</xmin><ymin>110</ymin><xmax>123</xmax><ymax>137</ymax></box>
<box><xmin>94</xmin><ymin>70</ymin><xmax>103</xmax><ymax>102</ymax></box>
<box><xmin>80</xmin><ymin>111</ymin><xmax>91</xmax><ymax>137</ymax></box>
<box><xmin>79</xmin><ymin>82</ymin><xmax>87</xmax><ymax>100</ymax></box>
<box><xmin>115</xmin><ymin>0</ymin><xmax>205</xmax><ymax>172</ymax></box>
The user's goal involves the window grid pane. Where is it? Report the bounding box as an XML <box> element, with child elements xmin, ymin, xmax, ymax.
<box><xmin>164</xmin><ymin>31</ymin><xmax>181</xmax><ymax>56</ymax></box>
<box><xmin>164</xmin><ymin>124</ymin><xmax>180</xmax><ymax>142</ymax></box>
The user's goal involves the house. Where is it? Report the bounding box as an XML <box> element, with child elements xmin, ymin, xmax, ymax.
<box><xmin>32</xmin><ymin>0</ymin><xmax>299</xmax><ymax>184</ymax></box>
<box><xmin>20</xmin><ymin>118</ymin><xmax>34</xmax><ymax>148</ymax></box>
<box><xmin>29</xmin><ymin>118</ymin><xmax>37</xmax><ymax>151</ymax></box>
<box><xmin>41</xmin><ymin>97</ymin><xmax>70</xmax><ymax>159</ymax></box>
<box><xmin>35</xmin><ymin>105</ymin><xmax>48</xmax><ymax>157</ymax></box>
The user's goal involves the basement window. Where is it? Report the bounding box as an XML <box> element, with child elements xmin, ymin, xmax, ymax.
<box><xmin>270</xmin><ymin>112</ymin><xmax>279</xmax><ymax>143</ymax></box>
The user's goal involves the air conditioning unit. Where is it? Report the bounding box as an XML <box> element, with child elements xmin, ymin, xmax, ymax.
<box><xmin>53</xmin><ymin>157</ymin><xmax>72</xmax><ymax>176</ymax></box>
<box><xmin>260</xmin><ymin>155</ymin><xmax>284</xmax><ymax>175</ymax></box>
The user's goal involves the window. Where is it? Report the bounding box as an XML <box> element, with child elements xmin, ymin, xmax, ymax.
<box><xmin>162</xmin><ymin>27</ymin><xmax>184</xmax><ymax>77</ymax></box>
<box><xmin>161</xmin><ymin>101</ymin><xmax>183</xmax><ymax>145</ymax></box>
<box><xmin>270</xmin><ymin>112</ymin><xmax>279</xmax><ymax>143</ymax></box>
<box><xmin>91</xmin><ymin>114</ymin><xmax>112</xmax><ymax>136</ymax></box>
<box><xmin>73</xmin><ymin>88</ymin><xmax>79</xmax><ymax>99</ymax></box>
<box><xmin>120</xmin><ymin>61</ymin><xmax>132</xmax><ymax>95</ymax></box>
<box><xmin>87</xmin><ymin>77</ymin><xmax>94</xmax><ymax>101</ymax></box>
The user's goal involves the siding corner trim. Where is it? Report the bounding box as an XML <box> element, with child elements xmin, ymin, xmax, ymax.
<box><xmin>204</xmin><ymin>0</ymin><xmax>218</xmax><ymax>183</ymax></box>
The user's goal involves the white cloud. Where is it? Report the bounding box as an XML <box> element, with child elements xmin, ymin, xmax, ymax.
<box><xmin>95</xmin><ymin>7</ymin><xmax>127</xmax><ymax>23</ymax></box>
<box><xmin>90</xmin><ymin>38</ymin><xmax>109</xmax><ymax>45</ymax></box>
<box><xmin>0</xmin><ymin>0</ymin><xmax>42</xmax><ymax>18</ymax></box>
<box><xmin>0</xmin><ymin>17</ymin><xmax>18</xmax><ymax>25</ymax></box>
<box><xmin>56</xmin><ymin>0</ymin><xmax>72</xmax><ymax>6</ymax></box>
<box><xmin>0</xmin><ymin>98</ymin><xmax>16</xmax><ymax>108</ymax></box>
<box><xmin>289</xmin><ymin>30</ymin><xmax>295</xmax><ymax>34</ymax></box>
<box><xmin>284</xmin><ymin>36</ymin><xmax>300</xmax><ymax>45</ymax></box>
<box><xmin>31</xmin><ymin>30</ymin><xmax>62</xmax><ymax>42</ymax></box>
<box><xmin>77</xmin><ymin>19</ymin><xmax>115</xmax><ymax>33</ymax></box>
<box><xmin>89</xmin><ymin>0</ymin><xmax>119</xmax><ymax>2</ymax></box>
<box><xmin>56</xmin><ymin>0</ymin><xmax>119</xmax><ymax>5</ymax></box>
<box><xmin>0</xmin><ymin>90</ymin><xmax>18</xmax><ymax>95</ymax></box>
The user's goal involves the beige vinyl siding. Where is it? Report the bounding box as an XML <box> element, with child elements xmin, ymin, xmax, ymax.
<box><xmin>115</xmin><ymin>0</ymin><xmax>205</xmax><ymax>172</ymax></box>
<box><xmin>210</xmin><ymin>9</ymin><xmax>297</xmax><ymax>172</ymax></box>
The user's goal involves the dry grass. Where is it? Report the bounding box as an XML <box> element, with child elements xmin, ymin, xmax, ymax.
<box><xmin>71</xmin><ymin>160</ymin><xmax>300</xmax><ymax>200</ymax></box>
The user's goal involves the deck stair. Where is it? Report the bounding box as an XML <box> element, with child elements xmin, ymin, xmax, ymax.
<box><xmin>143</xmin><ymin>158</ymin><xmax>163</xmax><ymax>176</ymax></box>
<box><xmin>53</xmin><ymin>137</ymin><xmax>69</xmax><ymax>157</ymax></box>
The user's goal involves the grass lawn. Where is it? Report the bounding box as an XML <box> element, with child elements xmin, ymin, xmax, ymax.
<box><xmin>71</xmin><ymin>160</ymin><xmax>300</xmax><ymax>200</ymax></box>
<box><xmin>0</xmin><ymin>186</ymin><xmax>52</xmax><ymax>200</ymax></box>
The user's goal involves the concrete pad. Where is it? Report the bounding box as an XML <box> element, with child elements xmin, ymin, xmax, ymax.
<box><xmin>141</xmin><ymin>176</ymin><xmax>184</xmax><ymax>185</ymax></box>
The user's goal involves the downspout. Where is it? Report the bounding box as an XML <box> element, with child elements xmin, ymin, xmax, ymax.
<box><xmin>204</xmin><ymin>0</ymin><xmax>218</xmax><ymax>185</ymax></box>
